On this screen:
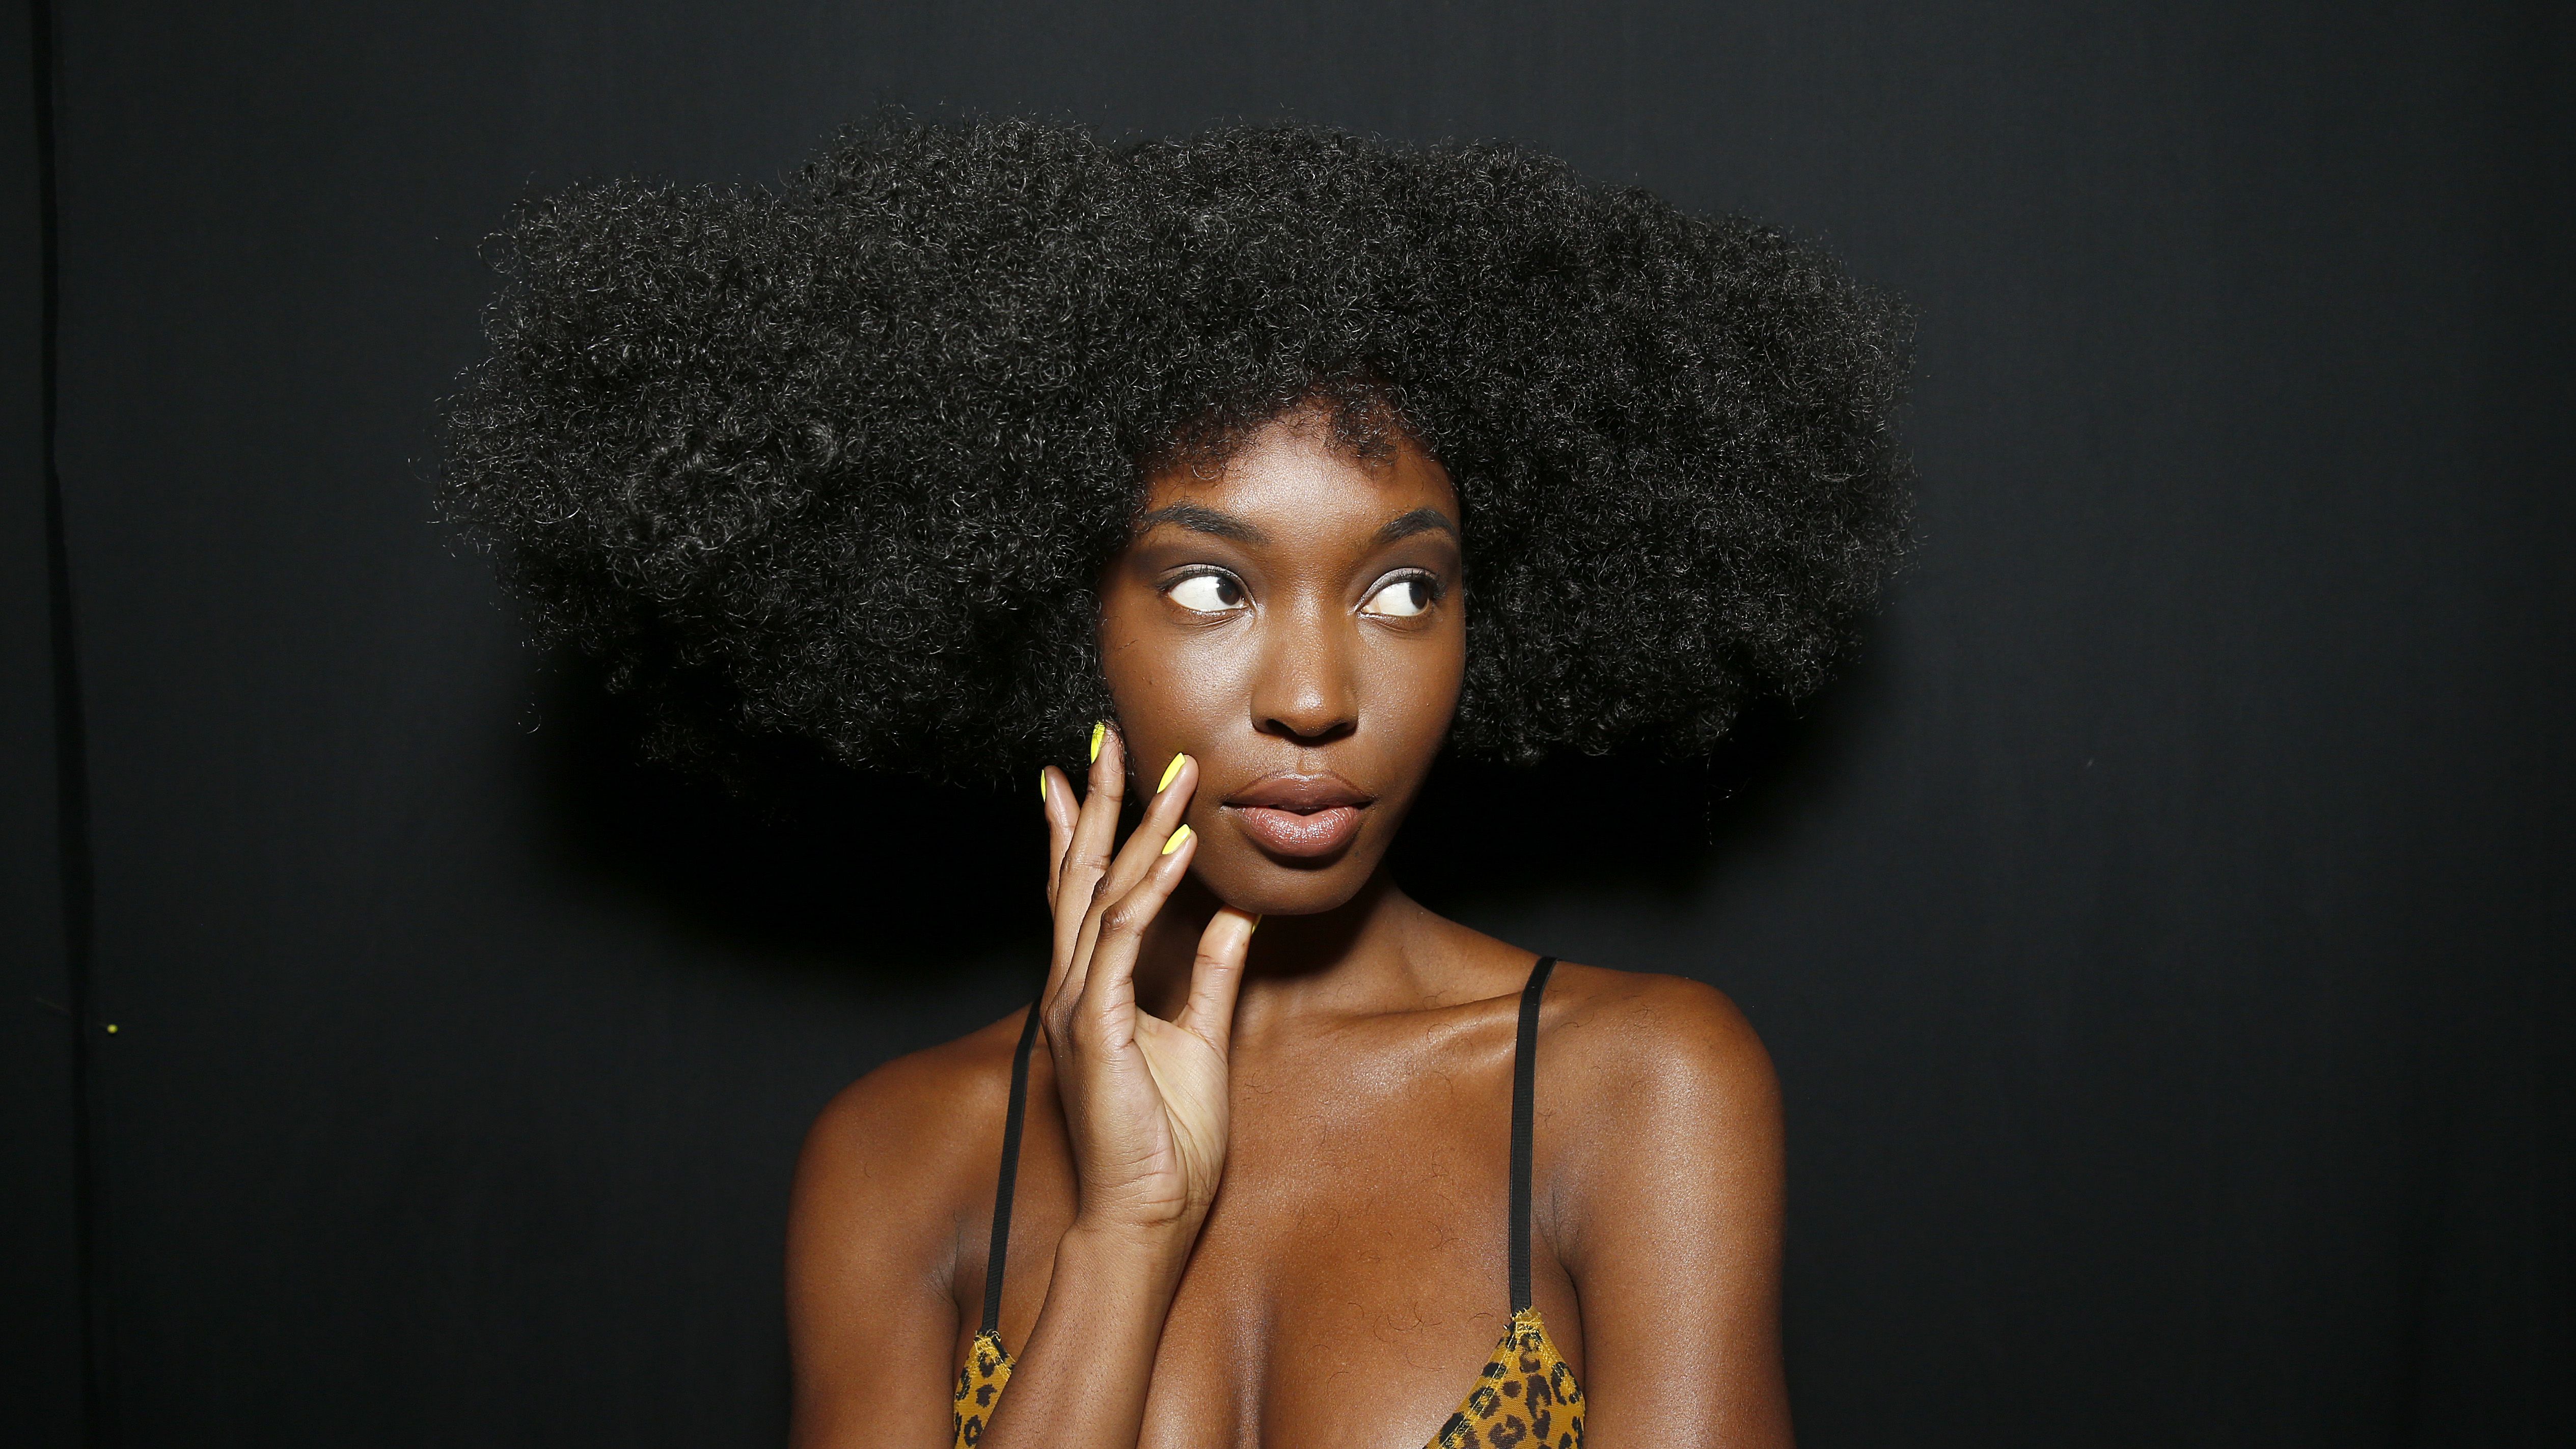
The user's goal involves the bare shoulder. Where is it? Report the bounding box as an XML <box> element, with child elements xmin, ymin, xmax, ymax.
<box><xmin>1536</xmin><ymin>963</ymin><xmax>1782</xmax><ymax>1146</ymax></box>
<box><xmin>790</xmin><ymin>1009</ymin><xmax>1031</xmax><ymax>1251</ymax></box>
<box><xmin>1520</xmin><ymin>964</ymin><xmax>1786</xmax><ymax>1293</ymax></box>
<box><xmin>787</xmin><ymin>1013</ymin><xmax>1034</xmax><ymax>1422</ymax></box>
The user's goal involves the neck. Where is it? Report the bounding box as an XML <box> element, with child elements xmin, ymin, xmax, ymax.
<box><xmin>1130</xmin><ymin>868</ymin><xmax>1438</xmax><ymax>1026</ymax></box>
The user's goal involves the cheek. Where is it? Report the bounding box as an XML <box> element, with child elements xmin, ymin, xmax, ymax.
<box><xmin>1360</xmin><ymin>621</ymin><xmax>1467</xmax><ymax>753</ymax></box>
<box><xmin>1098</xmin><ymin>612</ymin><xmax>1252</xmax><ymax>740</ymax></box>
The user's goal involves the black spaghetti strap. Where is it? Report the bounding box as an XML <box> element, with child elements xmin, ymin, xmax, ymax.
<box><xmin>979</xmin><ymin>1002</ymin><xmax>1045</xmax><ymax>1337</ymax></box>
<box><xmin>1509</xmin><ymin>955</ymin><xmax>1558</xmax><ymax>1316</ymax></box>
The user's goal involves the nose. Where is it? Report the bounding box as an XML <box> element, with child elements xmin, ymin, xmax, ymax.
<box><xmin>1250</xmin><ymin>596</ymin><xmax>1358</xmax><ymax>745</ymax></box>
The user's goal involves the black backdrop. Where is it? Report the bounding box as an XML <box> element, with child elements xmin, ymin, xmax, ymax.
<box><xmin>7</xmin><ymin>3</ymin><xmax>2570</xmax><ymax>1445</ymax></box>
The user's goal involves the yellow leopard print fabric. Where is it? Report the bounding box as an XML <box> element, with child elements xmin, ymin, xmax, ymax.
<box><xmin>950</xmin><ymin>1329</ymin><xmax>1012</xmax><ymax>1448</ymax></box>
<box><xmin>948</xmin><ymin>1308</ymin><xmax>1582</xmax><ymax>1449</ymax></box>
<box><xmin>1429</xmin><ymin>1307</ymin><xmax>1585</xmax><ymax>1449</ymax></box>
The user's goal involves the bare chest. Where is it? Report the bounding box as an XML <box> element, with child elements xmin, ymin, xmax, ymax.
<box><xmin>970</xmin><ymin>1045</ymin><xmax>1548</xmax><ymax>1448</ymax></box>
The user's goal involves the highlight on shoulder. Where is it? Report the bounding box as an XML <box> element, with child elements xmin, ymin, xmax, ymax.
<box><xmin>790</xmin><ymin>1009</ymin><xmax>1034</xmax><ymax>1232</ymax></box>
<box><xmin>1532</xmin><ymin>963</ymin><xmax>1784</xmax><ymax>1137</ymax></box>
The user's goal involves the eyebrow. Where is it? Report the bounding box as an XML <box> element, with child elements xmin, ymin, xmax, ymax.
<box><xmin>1132</xmin><ymin>503</ymin><xmax>1269</xmax><ymax>545</ymax></box>
<box><xmin>1130</xmin><ymin>503</ymin><xmax>1460</xmax><ymax>548</ymax></box>
<box><xmin>1374</xmin><ymin>508</ymin><xmax>1460</xmax><ymax>546</ymax></box>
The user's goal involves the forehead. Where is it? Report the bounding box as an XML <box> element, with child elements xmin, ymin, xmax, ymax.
<box><xmin>1139</xmin><ymin>416</ymin><xmax>1458</xmax><ymax>538</ymax></box>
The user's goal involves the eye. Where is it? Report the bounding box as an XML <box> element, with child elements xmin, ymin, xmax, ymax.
<box><xmin>1166</xmin><ymin>571</ymin><xmax>1247</xmax><ymax>613</ymax></box>
<box><xmin>1360</xmin><ymin>574</ymin><xmax>1437</xmax><ymax>618</ymax></box>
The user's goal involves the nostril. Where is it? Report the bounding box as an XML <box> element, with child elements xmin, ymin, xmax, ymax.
<box><xmin>1262</xmin><ymin>715</ymin><xmax>1356</xmax><ymax>745</ymax></box>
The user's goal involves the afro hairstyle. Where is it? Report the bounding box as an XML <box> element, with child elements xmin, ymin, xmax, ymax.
<box><xmin>437</xmin><ymin>115</ymin><xmax>1911</xmax><ymax>783</ymax></box>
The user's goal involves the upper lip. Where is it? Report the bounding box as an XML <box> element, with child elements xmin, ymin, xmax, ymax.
<box><xmin>1223</xmin><ymin>773</ymin><xmax>1375</xmax><ymax>813</ymax></box>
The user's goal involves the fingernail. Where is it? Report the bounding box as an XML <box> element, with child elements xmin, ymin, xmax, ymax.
<box><xmin>1249</xmin><ymin>914</ymin><xmax>1263</xmax><ymax>935</ymax></box>
<box><xmin>1089</xmin><ymin>721</ymin><xmax>1106</xmax><ymax>763</ymax></box>
<box><xmin>1158</xmin><ymin>753</ymin><xmax>1188</xmax><ymax>792</ymax></box>
<box><xmin>1039</xmin><ymin>771</ymin><xmax>1050</xmax><ymax>805</ymax></box>
<box><xmin>1162</xmin><ymin>824</ymin><xmax>1194</xmax><ymax>856</ymax></box>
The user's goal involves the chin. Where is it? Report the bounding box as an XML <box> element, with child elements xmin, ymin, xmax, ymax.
<box><xmin>1192</xmin><ymin>841</ymin><xmax>1380</xmax><ymax>916</ymax></box>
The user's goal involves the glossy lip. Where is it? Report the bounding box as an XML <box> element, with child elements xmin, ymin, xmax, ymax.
<box><xmin>1221</xmin><ymin>772</ymin><xmax>1375</xmax><ymax>860</ymax></box>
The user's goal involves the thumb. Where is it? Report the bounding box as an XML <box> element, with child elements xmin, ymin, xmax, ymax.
<box><xmin>1176</xmin><ymin>908</ymin><xmax>1258</xmax><ymax>1056</ymax></box>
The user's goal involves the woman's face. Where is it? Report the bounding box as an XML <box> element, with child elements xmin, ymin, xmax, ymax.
<box><xmin>1098</xmin><ymin>413</ymin><xmax>1466</xmax><ymax>917</ymax></box>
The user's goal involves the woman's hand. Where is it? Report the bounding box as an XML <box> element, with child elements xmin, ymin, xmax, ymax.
<box><xmin>1036</xmin><ymin>724</ymin><xmax>1257</xmax><ymax>1245</ymax></box>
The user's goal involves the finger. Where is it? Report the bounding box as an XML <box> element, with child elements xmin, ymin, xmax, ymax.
<box><xmin>1075</xmin><ymin>821</ymin><xmax>1202</xmax><ymax>1032</ymax></box>
<box><xmin>1048</xmin><ymin>723</ymin><xmax>1127</xmax><ymax>1014</ymax></box>
<box><xmin>1038</xmin><ymin>764</ymin><xmax>1077</xmax><ymax>901</ymax></box>
<box><xmin>1094</xmin><ymin>749</ymin><xmax>1199</xmax><ymax>908</ymax></box>
<box><xmin>1060</xmin><ymin>721</ymin><xmax>1126</xmax><ymax>901</ymax></box>
<box><xmin>1062</xmin><ymin>749</ymin><xmax>1197</xmax><ymax>1001</ymax></box>
<box><xmin>1176</xmin><ymin>908</ymin><xmax>1258</xmax><ymax>1055</ymax></box>
<box><xmin>1035</xmin><ymin>765</ymin><xmax>1081</xmax><ymax>1051</ymax></box>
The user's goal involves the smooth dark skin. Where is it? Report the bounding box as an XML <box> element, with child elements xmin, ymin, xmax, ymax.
<box><xmin>787</xmin><ymin>412</ymin><xmax>1792</xmax><ymax>1448</ymax></box>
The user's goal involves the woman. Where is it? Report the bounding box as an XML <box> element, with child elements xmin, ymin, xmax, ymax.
<box><xmin>442</xmin><ymin>117</ymin><xmax>1907</xmax><ymax>1447</ymax></box>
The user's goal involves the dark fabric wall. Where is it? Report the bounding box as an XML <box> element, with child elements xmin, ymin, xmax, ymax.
<box><xmin>10</xmin><ymin>3</ymin><xmax>2570</xmax><ymax>1445</ymax></box>
<box><xmin>6</xmin><ymin>3</ymin><xmax>84</xmax><ymax>1444</ymax></box>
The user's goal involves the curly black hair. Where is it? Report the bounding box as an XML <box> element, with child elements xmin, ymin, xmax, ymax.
<box><xmin>439</xmin><ymin>115</ymin><xmax>1910</xmax><ymax>783</ymax></box>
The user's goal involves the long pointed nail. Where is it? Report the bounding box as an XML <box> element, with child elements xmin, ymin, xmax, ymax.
<box><xmin>1158</xmin><ymin>753</ymin><xmax>1189</xmax><ymax>791</ymax></box>
<box><xmin>1162</xmin><ymin>824</ymin><xmax>1194</xmax><ymax>856</ymax></box>
<box><xmin>1039</xmin><ymin>771</ymin><xmax>1050</xmax><ymax>805</ymax></box>
<box><xmin>1088</xmin><ymin>721</ymin><xmax>1106</xmax><ymax>763</ymax></box>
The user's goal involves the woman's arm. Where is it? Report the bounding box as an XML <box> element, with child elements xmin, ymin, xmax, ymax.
<box><xmin>792</xmin><ymin>727</ymin><xmax>1252</xmax><ymax>1449</ymax></box>
<box><xmin>1553</xmin><ymin>973</ymin><xmax>1793</xmax><ymax>1448</ymax></box>
<box><xmin>970</xmin><ymin>730</ymin><xmax>1253</xmax><ymax>1448</ymax></box>
<box><xmin>786</xmin><ymin>1044</ymin><xmax>983</xmax><ymax>1449</ymax></box>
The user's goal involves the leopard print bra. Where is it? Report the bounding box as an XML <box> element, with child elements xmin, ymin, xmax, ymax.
<box><xmin>953</xmin><ymin>955</ymin><xmax>1582</xmax><ymax>1449</ymax></box>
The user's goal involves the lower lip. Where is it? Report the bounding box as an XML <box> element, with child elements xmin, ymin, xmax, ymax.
<box><xmin>1225</xmin><ymin>805</ymin><xmax>1364</xmax><ymax>858</ymax></box>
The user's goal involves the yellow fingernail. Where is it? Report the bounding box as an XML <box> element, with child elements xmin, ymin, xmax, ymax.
<box><xmin>1089</xmin><ymin>721</ymin><xmax>1106</xmax><ymax>762</ymax></box>
<box><xmin>1039</xmin><ymin>771</ymin><xmax>1050</xmax><ymax>804</ymax></box>
<box><xmin>1162</xmin><ymin>824</ymin><xmax>1194</xmax><ymax>856</ymax></box>
<box><xmin>1158</xmin><ymin>753</ymin><xmax>1188</xmax><ymax>791</ymax></box>
<box><xmin>1249</xmin><ymin>914</ymin><xmax>1263</xmax><ymax>935</ymax></box>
